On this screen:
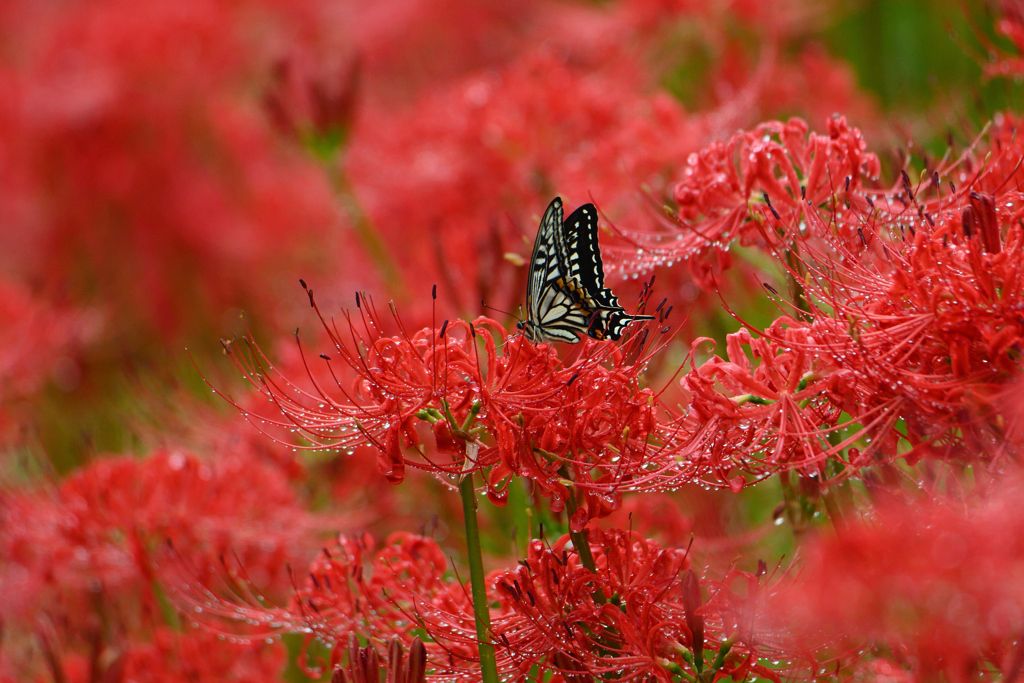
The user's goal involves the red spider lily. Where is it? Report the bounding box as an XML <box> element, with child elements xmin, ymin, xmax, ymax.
<box><xmin>332</xmin><ymin>636</ymin><xmax>427</xmax><ymax>683</ymax></box>
<box><xmin>218</xmin><ymin>288</ymin><xmax>684</xmax><ymax>526</ymax></box>
<box><xmin>0</xmin><ymin>0</ymin><xmax>345</xmax><ymax>340</ymax></box>
<box><xmin>0</xmin><ymin>449</ymin><xmax>328</xmax><ymax>643</ymax></box>
<box><xmin>610</xmin><ymin>115</ymin><xmax>1024</xmax><ymax>487</ymax></box>
<box><xmin>169</xmin><ymin>532</ymin><xmax>468</xmax><ymax>677</ymax></box>
<box><xmin>981</xmin><ymin>0</ymin><xmax>1024</xmax><ymax>80</ymax></box>
<box><xmin>774</xmin><ymin>472</ymin><xmax>1024</xmax><ymax>681</ymax></box>
<box><xmin>0</xmin><ymin>279</ymin><xmax>99</xmax><ymax>416</ymax></box>
<box><xmin>425</xmin><ymin>529</ymin><xmax>804</xmax><ymax>682</ymax></box>
<box><xmin>168</xmin><ymin>527</ymin><xmax>807</xmax><ymax>682</ymax></box>
<box><xmin>344</xmin><ymin>47</ymin><xmax>696</xmax><ymax>322</ymax></box>
<box><xmin>610</xmin><ymin>116</ymin><xmax>880</xmax><ymax>288</ymax></box>
<box><xmin>30</xmin><ymin>626</ymin><xmax>286</xmax><ymax>683</ymax></box>
<box><xmin>664</xmin><ymin>328</ymin><xmax>869</xmax><ymax>489</ymax></box>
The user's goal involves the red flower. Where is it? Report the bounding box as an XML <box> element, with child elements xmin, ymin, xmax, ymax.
<box><xmin>775</xmin><ymin>472</ymin><xmax>1024</xmax><ymax>680</ymax></box>
<box><xmin>172</xmin><ymin>532</ymin><xmax>467</xmax><ymax>677</ymax></box>
<box><xmin>615</xmin><ymin>115</ymin><xmax>1024</xmax><ymax>486</ymax></box>
<box><xmin>173</xmin><ymin>527</ymin><xmax>807</xmax><ymax>682</ymax></box>
<box><xmin>472</xmin><ymin>530</ymin><xmax>798</xmax><ymax>681</ymax></box>
<box><xmin>220</xmin><ymin>289</ymin><xmax>679</xmax><ymax>526</ymax></box>
<box><xmin>0</xmin><ymin>279</ymin><xmax>99</xmax><ymax>423</ymax></box>
<box><xmin>331</xmin><ymin>636</ymin><xmax>426</xmax><ymax>683</ymax></box>
<box><xmin>0</xmin><ymin>0</ymin><xmax>345</xmax><ymax>340</ymax></box>
<box><xmin>33</xmin><ymin>627</ymin><xmax>286</xmax><ymax>683</ymax></box>
<box><xmin>613</xmin><ymin>116</ymin><xmax>880</xmax><ymax>288</ymax></box>
<box><xmin>0</xmin><ymin>449</ymin><xmax>327</xmax><ymax>637</ymax></box>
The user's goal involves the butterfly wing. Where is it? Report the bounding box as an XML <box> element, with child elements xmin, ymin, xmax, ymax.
<box><xmin>561</xmin><ymin>203</ymin><xmax>606</xmax><ymax>294</ymax></box>
<box><xmin>523</xmin><ymin>198</ymin><xmax>587</xmax><ymax>343</ymax></box>
<box><xmin>524</xmin><ymin>197</ymin><xmax>653</xmax><ymax>344</ymax></box>
<box><xmin>525</xmin><ymin>197</ymin><xmax>562</xmax><ymax>323</ymax></box>
<box><xmin>560</xmin><ymin>203</ymin><xmax>654</xmax><ymax>341</ymax></box>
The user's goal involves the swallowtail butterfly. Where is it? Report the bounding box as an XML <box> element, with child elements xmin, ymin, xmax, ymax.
<box><xmin>517</xmin><ymin>197</ymin><xmax>653</xmax><ymax>344</ymax></box>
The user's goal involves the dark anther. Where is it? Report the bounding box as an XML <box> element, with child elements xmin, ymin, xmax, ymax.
<box><xmin>764</xmin><ymin>283</ymin><xmax>779</xmax><ymax>295</ymax></box>
<box><xmin>900</xmin><ymin>169</ymin><xmax>912</xmax><ymax>188</ymax></box>
<box><xmin>439</xmin><ymin>320</ymin><xmax>449</xmax><ymax>338</ymax></box>
<box><xmin>845</xmin><ymin>176</ymin><xmax>850</xmax><ymax>192</ymax></box>
<box><xmin>432</xmin><ymin>284</ymin><xmax>437</xmax><ymax>299</ymax></box>
<box><xmin>470</xmin><ymin>323</ymin><xmax>476</xmax><ymax>338</ymax></box>
<box><xmin>660</xmin><ymin>325</ymin><xmax>670</xmax><ymax>334</ymax></box>
<box><xmin>857</xmin><ymin>226</ymin><xmax>866</xmax><ymax>246</ymax></box>
<box><xmin>551</xmin><ymin>567</ymin><xmax>559</xmax><ymax>584</ymax></box>
<box><xmin>908</xmin><ymin>224</ymin><xmax>916</xmax><ymax>237</ymax></box>
<box><xmin>762</xmin><ymin>192</ymin><xmax>780</xmax><ymax>219</ymax></box>
<box><xmin>567</xmin><ymin>373</ymin><xmax>579</xmax><ymax>386</ymax></box>
<box><xmin>526</xmin><ymin>590</ymin><xmax>536</xmax><ymax>607</ymax></box>
<box><xmin>563</xmin><ymin>621</ymin><xmax>574</xmax><ymax>638</ymax></box>
<box><xmin>866</xmin><ymin>195</ymin><xmax>874</xmax><ymax>208</ymax></box>
<box><xmin>320</xmin><ymin>353</ymin><xmax>331</xmax><ymax>361</ymax></box>
<box><xmin>500</xmin><ymin>633</ymin><xmax>511</xmax><ymax>648</ymax></box>
<box><xmin>933</xmin><ymin>171</ymin><xmax>940</xmax><ymax>189</ymax></box>
<box><xmin>800</xmin><ymin>185</ymin><xmax>806</xmax><ymax>200</ymax></box>
<box><xmin>655</xmin><ymin>297</ymin><xmax>667</xmax><ymax>313</ymax></box>
<box><xmin>355</xmin><ymin>292</ymin><xmax>361</xmax><ymax>308</ymax></box>
<box><xmin>950</xmin><ymin>181</ymin><xmax>956</xmax><ymax>194</ymax></box>
<box><xmin>310</xmin><ymin>574</ymin><xmax>321</xmax><ymax>591</ymax></box>
<box><xmin>308</xmin><ymin>289</ymin><xmax>315</xmax><ymax>307</ymax></box>
<box><xmin>664</xmin><ymin>305</ymin><xmax>673</xmax><ymax>319</ymax></box>
<box><xmin>299</xmin><ymin>278</ymin><xmax>307</xmax><ymax>289</ymax></box>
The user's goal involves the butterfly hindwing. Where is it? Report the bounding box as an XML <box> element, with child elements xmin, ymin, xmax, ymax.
<box><xmin>561</xmin><ymin>203</ymin><xmax>606</xmax><ymax>295</ymax></box>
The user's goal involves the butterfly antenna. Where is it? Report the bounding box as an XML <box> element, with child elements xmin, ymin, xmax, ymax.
<box><xmin>481</xmin><ymin>300</ymin><xmax>522</xmax><ymax>322</ymax></box>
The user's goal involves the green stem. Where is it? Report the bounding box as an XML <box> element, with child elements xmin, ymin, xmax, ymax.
<box><xmin>459</xmin><ymin>474</ymin><xmax>499</xmax><ymax>683</ymax></box>
<box><xmin>508</xmin><ymin>476</ymin><xmax>532</xmax><ymax>557</ymax></box>
<box><xmin>564</xmin><ymin>484</ymin><xmax>606</xmax><ymax>604</ymax></box>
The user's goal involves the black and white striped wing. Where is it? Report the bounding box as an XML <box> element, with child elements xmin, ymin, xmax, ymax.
<box><xmin>560</xmin><ymin>202</ymin><xmax>654</xmax><ymax>341</ymax></box>
<box><xmin>523</xmin><ymin>196</ymin><xmax>654</xmax><ymax>344</ymax></box>
<box><xmin>524</xmin><ymin>197</ymin><xmax>588</xmax><ymax>343</ymax></box>
<box><xmin>561</xmin><ymin>203</ymin><xmax>607</xmax><ymax>296</ymax></box>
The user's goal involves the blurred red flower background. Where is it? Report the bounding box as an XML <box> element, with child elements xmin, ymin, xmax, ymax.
<box><xmin>2</xmin><ymin>1</ymin><xmax>1023</xmax><ymax>682</ymax></box>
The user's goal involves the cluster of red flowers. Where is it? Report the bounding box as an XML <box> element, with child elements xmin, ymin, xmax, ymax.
<box><xmin>607</xmin><ymin>114</ymin><xmax>1024</xmax><ymax>488</ymax></box>
<box><xmin>177</xmin><ymin>528</ymin><xmax>811</xmax><ymax>682</ymax></box>
<box><xmin>0</xmin><ymin>280</ymin><xmax>99</xmax><ymax>433</ymax></box>
<box><xmin>0</xmin><ymin>0</ymin><xmax>344</xmax><ymax>343</ymax></box>
<box><xmin>0</xmin><ymin>447</ymin><xmax>332</xmax><ymax>681</ymax></box>
<box><xmin>4</xmin><ymin>1</ymin><xmax>1024</xmax><ymax>683</ymax></box>
<box><xmin>220</xmin><ymin>289</ymin><xmax>689</xmax><ymax>527</ymax></box>
<box><xmin>774</xmin><ymin>473</ymin><xmax>1024</xmax><ymax>680</ymax></box>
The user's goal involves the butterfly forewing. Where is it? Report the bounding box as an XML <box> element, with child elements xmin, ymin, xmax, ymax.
<box><xmin>526</xmin><ymin>198</ymin><xmax>565</xmax><ymax>325</ymax></box>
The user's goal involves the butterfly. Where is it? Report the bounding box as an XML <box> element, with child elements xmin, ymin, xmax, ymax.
<box><xmin>517</xmin><ymin>196</ymin><xmax>653</xmax><ymax>344</ymax></box>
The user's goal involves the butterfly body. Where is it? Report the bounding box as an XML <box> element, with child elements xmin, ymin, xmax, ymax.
<box><xmin>518</xmin><ymin>197</ymin><xmax>653</xmax><ymax>344</ymax></box>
